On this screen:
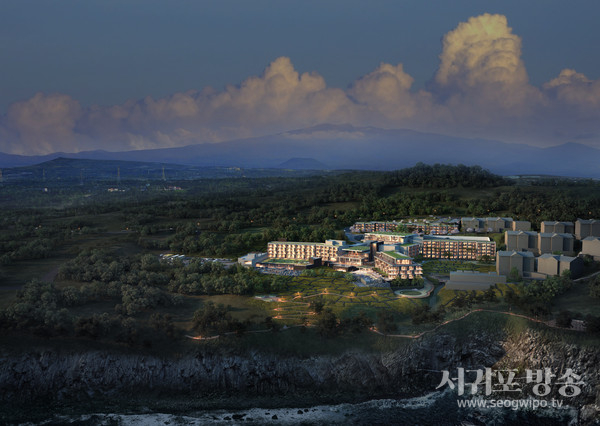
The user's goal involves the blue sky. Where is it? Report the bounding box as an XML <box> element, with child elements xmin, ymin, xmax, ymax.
<box><xmin>1</xmin><ymin>0</ymin><xmax>600</xmax><ymax>154</ymax></box>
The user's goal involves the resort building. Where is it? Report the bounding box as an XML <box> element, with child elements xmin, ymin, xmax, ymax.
<box><xmin>402</xmin><ymin>219</ymin><xmax>459</xmax><ymax>235</ymax></box>
<box><xmin>540</xmin><ymin>221</ymin><xmax>574</xmax><ymax>234</ymax></box>
<box><xmin>352</xmin><ymin>219</ymin><xmax>459</xmax><ymax>235</ymax></box>
<box><xmin>575</xmin><ymin>219</ymin><xmax>600</xmax><ymax>240</ymax></box>
<box><xmin>505</xmin><ymin>231</ymin><xmax>575</xmax><ymax>256</ymax></box>
<box><xmin>581</xmin><ymin>236</ymin><xmax>600</xmax><ymax>260</ymax></box>
<box><xmin>419</xmin><ymin>235</ymin><xmax>496</xmax><ymax>260</ymax></box>
<box><xmin>364</xmin><ymin>232</ymin><xmax>414</xmax><ymax>245</ymax></box>
<box><xmin>238</xmin><ymin>252</ymin><xmax>268</xmax><ymax>267</ymax></box>
<box><xmin>337</xmin><ymin>245</ymin><xmax>372</xmax><ymax>267</ymax></box>
<box><xmin>351</xmin><ymin>221</ymin><xmax>400</xmax><ymax>233</ymax></box>
<box><xmin>505</xmin><ymin>230</ymin><xmax>538</xmax><ymax>253</ymax></box>
<box><xmin>496</xmin><ymin>250</ymin><xmax>535</xmax><ymax>277</ymax></box>
<box><xmin>537</xmin><ymin>254</ymin><xmax>583</xmax><ymax>279</ymax></box>
<box><xmin>461</xmin><ymin>217</ymin><xmax>514</xmax><ymax>233</ymax></box>
<box><xmin>267</xmin><ymin>239</ymin><xmax>346</xmax><ymax>263</ymax></box>
<box><xmin>537</xmin><ymin>233</ymin><xmax>575</xmax><ymax>256</ymax></box>
<box><xmin>396</xmin><ymin>242</ymin><xmax>420</xmax><ymax>258</ymax></box>
<box><xmin>374</xmin><ymin>251</ymin><xmax>422</xmax><ymax>280</ymax></box>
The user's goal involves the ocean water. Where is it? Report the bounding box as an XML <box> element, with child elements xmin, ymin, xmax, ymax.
<box><xmin>38</xmin><ymin>390</ymin><xmax>578</xmax><ymax>425</ymax></box>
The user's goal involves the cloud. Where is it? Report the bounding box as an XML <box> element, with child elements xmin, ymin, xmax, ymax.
<box><xmin>432</xmin><ymin>13</ymin><xmax>544</xmax><ymax>118</ymax></box>
<box><xmin>1</xmin><ymin>14</ymin><xmax>600</xmax><ymax>155</ymax></box>
<box><xmin>544</xmin><ymin>69</ymin><xmax>600</xmax><ymax>109</ymax></box>
<box><xmin>2</xmin><ymin>93</ymin><xmax>84</xmax><ymax>154</ymax></box>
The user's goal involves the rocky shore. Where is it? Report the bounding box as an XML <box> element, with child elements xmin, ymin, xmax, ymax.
<box><xmin>1</xmin><ymin>330</ymin><xmax>598</xmax><ymax>424</ymax></box>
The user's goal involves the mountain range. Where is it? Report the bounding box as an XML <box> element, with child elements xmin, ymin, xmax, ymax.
<box><xmin>1</xmin><ymin>124</ymin><xmax>599</xmax><ymax>177</ymax></box>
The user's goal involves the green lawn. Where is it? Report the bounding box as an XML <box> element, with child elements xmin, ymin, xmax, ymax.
<box><xmin>422</xmin><ymin>259</ymin><xmax>496</xmax><ymax>275</ymax></box>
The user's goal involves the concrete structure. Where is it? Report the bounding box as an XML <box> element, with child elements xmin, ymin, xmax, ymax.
<box><xmin>374</xmin><ymin>251</ymin><xmax>422</xmax><ymax>280</ymax></box>
<box><xmin>496</xmin><ymin>250</ymin><xmax>535</xmax><ymax>277</ymax></box>
<box><xmin>581</xmin><ymin>236</ymin><xmax>600</xmax><ymax>260</ymax></box>
<box><xmin>575</xmin><ymin>219</ymin><xmax>600</xmax><ymax>240</ymax></box>
<box><xmin>540</xmin><ymin>221</ymin><xmax>574</xmax><ymax>234</ymax></box>
<box><xmin>537</xmin><ymin>233</ymin><xmax>575</xmax><ymax>256</ymax></box>
<box><xmin>446</xmin><ymin>271</ymin><xmax>507</xmax><ymax>291</ymax></box>
<box><xmin>537</xmin><ymin>254</ymin><xmax>583</xmax><ymax>278</ymax></box>
<box><xmin>364</xmin><ymin>232</ymin><xmax>414</xmax><ymax>245</ymax></box>
<box><xmin>461</xmin><ymin>217</ymin><xmax>514</xmax><ymax>233</ymax></box>
<box><xmin>256</xmin><ymin>257</ymin><xmax>321</xmax><ymax>271</ymax></box>
<box><xmin>238</xmin><ymin>252</ymin><xmax>268</xmax><ymax>267</ymax></box>
<box><xmin>351</xmin><ymin>221</ymin><xmax>400</xmax><ymax>233</ymax></box>
<box><xmin>337</xmin><ymin>245</ymin><xmax>371</xmax><ymax>267</ymax></box>
<box><xmin>401</xmin><ymin>219</ymin><xmax>459</xmax><ymax>235</ymax></box>
<box><xmin>505</xmin><ymin>230</ymin><xmax>538</xmax><ymax>253</ymax></box>
<box><xmin>396</xmin><ymin>242</ymin><xmax>420</xmax><ymax>258</ymax></box>
<box><xmin>420</xmin><ymin>235</ymin><xmax>496</xmax><ymax>261</ymax></box>
<box><xmin>352</xmin><ymin>219</ymin><xmax>459</xmax><ymax>235</ymax></box>
<box><xmin>267</xmin><ymin>239</ymin><xmax>346</xmax><ymax>263</ymax></box>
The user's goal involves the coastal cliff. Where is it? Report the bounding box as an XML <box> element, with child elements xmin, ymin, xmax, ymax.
<box><xmin>1</xmin><ymin>330</ymin><xmax>598</xmax><ymax>424</ymax></box>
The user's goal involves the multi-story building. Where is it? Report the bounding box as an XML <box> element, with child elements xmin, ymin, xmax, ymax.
<box><xmin>352</xmin><ymin>219</ymin><xmax>459</xmax><ymax>235</ymax></box>
<box><xmin>537</xmin><ymin>233</ymin><xmax>575</xmax><ymax>256</ymax></box>
<box><xmin>575</xmin><ymin>219</ymin><xmax>600</xmax><ymax>240</ymax></box>
<box><xmin>402</xmin><ymin>220</ymin><xmax>459</xmax><ymax>235</ymax></box>
<box><xmin>581</xmin><ymin>236</ymin><xmax>600</xmax><ymax>260</ymax></box>
<box><xmin>496</xmin><ymin>250</ymin><xmax>535</xmax><ymax>277</ymax></box>
<box><xmin>396</xmin><ymin>242</ymin><xmax>420</xmax><ymax>258</ymax></box>
<box><xmin>540</xmin><ymin>221</ymin><xmax>574</xmax><ymax>234</ymax></box>
<box><xmin>505</xmin><ymin>230</ymin><xmax>575</xmax><ymax>255</ymax></box>
<box><xmin>351</xmin><ymin>221</ymin><xmax>398</xmax><ymax>233</ymax></box>
<box><xmin>364</xmin><ymin>232</ymin><xmax>414</xmax><ymax>244</ymax></box>
<box><xmin>461</xmin><ymin>217</ymin><xmax>515</xmax><ymax>233</ymax></box>
<box><xmin>537</xmin><ymin>254</ymin><xmax>583</xmax><ymax>278</ymax></box>
<box><xmin>337</xmin><ymin>245</ymin><xmax>371</xmax><ymax>267</ymax></box>
<box><xmin>374</xmin><ymin>251</ymin><xmax>422</xmax><ymax>280</ymax></box>
<box><xmin>267</xmin><ymin>239</ymin><xmax>346</xmax><ymax>262</ymax></box>
<box><xmin>505</xmin><ymin>230</ymin><xmax>538</xmax><ymax>253</ymax></box>
<box><xmin>420</xmin><ymin>235</ymin><xmax>496</xmax><ymax>260</ymax></box>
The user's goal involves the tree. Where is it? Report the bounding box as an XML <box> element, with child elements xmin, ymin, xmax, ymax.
<box><xmin>376</xmin><ymin>310</ymin><xmax>397</xmax><ymax>334</ymax></box>
<box><xmin>584</xmin><ymin>314</ymin><xmax>600</xmax><ymax>333</ymax></box>
<box><xmin>315</xmin><ymin>308</ymin><xmax>339</xmax><ymax>338</ymax></box>
<box><xmin>508</xmin><ymin>267</ymin><xmax>521</xmax><ymax>282</ymax></box>
<box><xmin>589</xmin><ymin>275</ymin><xmax>600</xmax><ymax>299</ymax></box>
<box><xmin>309</xmin><ymin>298</ymin><xmax>325</xmax><ymax>314</ymax></box>
<box><xmin>555</xmin><ymin>310</ymin><xmax>573</xmax><ymax>328</ymax></box>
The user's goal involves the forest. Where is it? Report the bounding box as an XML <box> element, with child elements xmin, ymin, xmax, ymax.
<box><xmin>1</xmin><ymin>163</ymin><xmax>600</xmax><ymax>351</ymax></box>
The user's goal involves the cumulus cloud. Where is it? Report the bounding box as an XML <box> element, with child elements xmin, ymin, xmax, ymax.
<box><xmin>544</xmin><ymin>69</ymin><xmax>600</xmax><ymax>109</ymax></box>
<box><xmin>1</xmin><ymin>14</ymin><xmax>600</xmax><ymax>155</ymax></box>
<box><xmin>2</xmin><ymin>93</ymin><xmax>84</xmax><ymax>154</ymax></box>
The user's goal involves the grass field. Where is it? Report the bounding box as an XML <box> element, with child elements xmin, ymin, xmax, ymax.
<box><xmin>251</xmin><ymin>274</ymin><xmax>427</xmax><ymax>328</ymax></box>
<box><xmin>422</xmin><ymin>260</ymin><xmax>496</xmax><ymax>275</ymax></box>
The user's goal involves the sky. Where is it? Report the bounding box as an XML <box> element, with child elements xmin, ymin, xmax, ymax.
<box><xmin>1</xmin><ymin>0</ymin><xmax>600</xmax><ymax>155</ymax></box>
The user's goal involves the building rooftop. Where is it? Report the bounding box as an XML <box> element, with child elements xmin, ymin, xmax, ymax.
<box><xmin>424</xmin><ymin>235</ymin><xmax>492</xmax><ymax>242</ymax></box>
<box><xmin>344</xmin><ymin>245</ymin><xmax>370</xmax><ymax>252</ymax></box>
<box><xmin>497</xmin><ymin>250</ymin><xmax>535</xmax><ymax>258</ymax></box>
<box><xmin>365</xmin><ymin>231</ymin><xmax>411</xmax><ymax>236</ymax></box>
<box><xmin>262</xmin><ymin>258</ymin><xmax>311</xmax><ymax>265</ymax></box>
<box><xmin>383</xmin><ymin>251</ymin><xmax>411</xmax><ymax>260</ymax></box>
